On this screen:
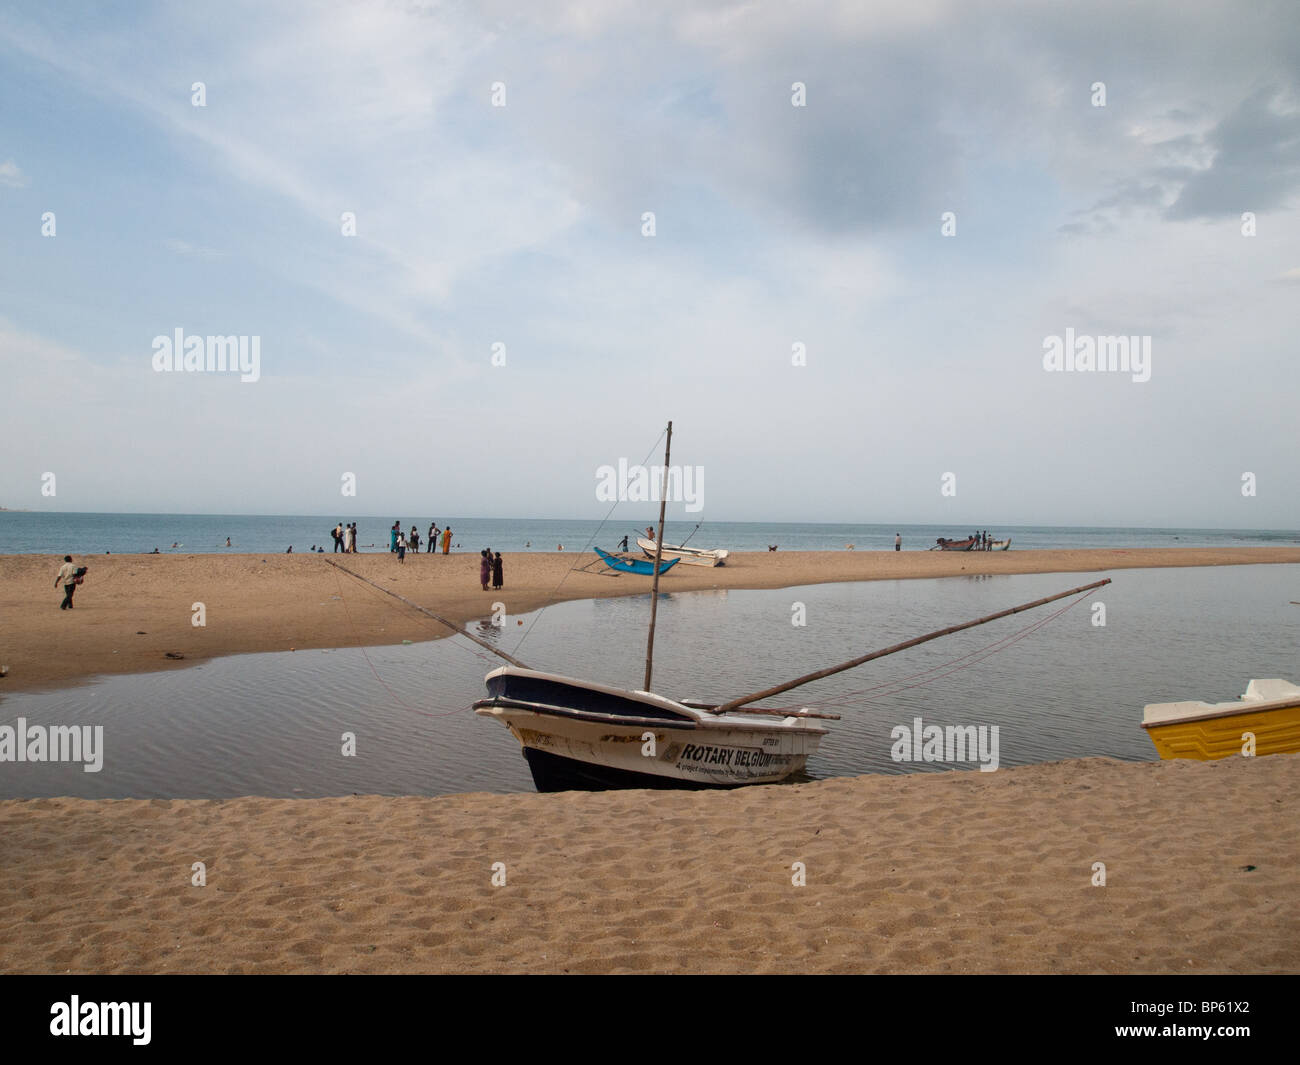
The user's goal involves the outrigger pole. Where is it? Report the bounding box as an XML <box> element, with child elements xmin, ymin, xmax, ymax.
<box><xmin>643</xmin><ymin>420</ymin><xmax>672</xmax><ymax>691</ymax></box>
<box><xmin>708</xmin><ymin>577</ymin><xmax>1112</xmax><ymax>715</ymax></box>
<box><xmin>323</xmin><ymin>558</ymin><xmax>531</xmax><ymax>669</ymax></box>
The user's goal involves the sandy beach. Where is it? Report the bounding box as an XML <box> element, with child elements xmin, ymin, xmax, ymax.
<box><xmin>4</xmin><ymin>546</ymin><xmax>1297</xmax><ymax>976</ymax></box>
<box><xmin>0</xmin><ymin>753</ymin><xmax>1295</xmax><ymax>974</ymax></box>
<box><xmin>2</xmin><ymin>547</ymin><xmax>1298</xmax><ymax>692</ymax></box>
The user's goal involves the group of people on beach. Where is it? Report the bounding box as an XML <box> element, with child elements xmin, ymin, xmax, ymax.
<box><xmin>330</xmin><ymin>523</ymin><xmax>360</xmax><ymax>553</ymax></box>
<box><xmin>970</xmin><ymin>530</ymin><xmax>998</xmax><ymax>549</ymax></box>
<box><xmin>387</xmin><ymin>521</ymin><xmax>454</xmax><ymax>560</ymax></box>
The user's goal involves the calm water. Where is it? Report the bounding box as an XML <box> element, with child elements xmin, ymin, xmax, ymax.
<box><xmin>1</xmin><ymin>565</ymin><xmax>1296</xmax><ymax>799</ymax></box>
<box><xmin>1</xmin><ymin>511</ymin><xmax>1297</xmax><ymax>556</ymax></box>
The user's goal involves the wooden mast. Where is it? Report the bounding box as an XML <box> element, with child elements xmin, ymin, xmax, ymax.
<box><xmin>642</xmin><ymin>420</ymin><xmax>672</xmax><ymax>691</ymax></box>
<box><xmin>708</xmin><ymin>577</ymin><xmax>1111</xmax><ymax>714</ymax></box>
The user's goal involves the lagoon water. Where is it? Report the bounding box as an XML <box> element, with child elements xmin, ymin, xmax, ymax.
<box><xmin>1</xmin><ymin>565</ymin><xmax>1296</xmax><ymax>799</ymax></box>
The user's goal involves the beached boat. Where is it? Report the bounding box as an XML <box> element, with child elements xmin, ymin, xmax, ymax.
<box><xmin>474</xmin><ymin>667</ymin><xmax>827</xmax><ymax>789</ymax></box>
<box><xmin>1141</xmin><ymin>679</ymin><xmax>1300</xmax><ymax>760</ymax></box>
<box><xmin>932</xmin><ymin>536</ymin><xmax>1010</xmax><ymax>551</ymax></box>
<box><xmin>593</xmin><ymin>546</ymin><xmax>679</xmax><ymax>575</ymax></box>
<box><xmin>635</xmin><ymin>536</ymin><xmax>728</xmax><ymax>567</ymax></box>
<box><xmin>479</xmin><ymin>423</ymin><xmax>829</xmax><ymax>789</ymax></box>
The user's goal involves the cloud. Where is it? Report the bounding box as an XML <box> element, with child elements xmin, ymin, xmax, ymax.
<box><xmin>163</xmin><ymin>238</ymin><xmax>225</xmax><ymax>259</ymax></box>
<box><xmin>1165</xmin><ymin>88</ymin><xmax>1300</xmax><ymax>220</ymax></box>
<box><xmin>0</xmin><ymin>158</ymin><xmax>29</xmax><ymax>187</ymax></box>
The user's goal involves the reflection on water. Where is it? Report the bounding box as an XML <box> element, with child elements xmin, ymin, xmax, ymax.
<box><xmin>1</xmin><ymin>566</ymin><xmax>1295</xmax><ymax>799</ymax></box>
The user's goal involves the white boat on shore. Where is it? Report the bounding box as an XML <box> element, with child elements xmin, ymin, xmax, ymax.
<box><xmin>474</xmin><ymin>667</ymin><xmax>826</xmax><ymax>789</ymax></box>
<box><xmin>635</xmin><ymin>536</ymin><xmax>728</xmax><ymax>567</ymax></box>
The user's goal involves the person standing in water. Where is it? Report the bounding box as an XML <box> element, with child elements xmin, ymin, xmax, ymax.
<box><xmin>895</xmin><ymin>533</ymin><xmax>901</xmax><ymax>552</ymax></box>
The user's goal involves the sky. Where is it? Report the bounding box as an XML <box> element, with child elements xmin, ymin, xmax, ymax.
<box><xmin>1</xmin><ymin>0</ymin><xmax>1297</xmax><ymax>527</ymax></box>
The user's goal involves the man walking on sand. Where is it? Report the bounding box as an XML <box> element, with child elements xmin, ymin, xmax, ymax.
<box><xmin>56</xmin><ymin>555</ymin><xmax>78</xmax><ymax>609</ymax></box>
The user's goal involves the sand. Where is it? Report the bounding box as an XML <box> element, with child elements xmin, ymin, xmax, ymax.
<box><xmin>2</xmin><ymin>546</ymin><xmax>1298</xmax><ymax>692</ymax></box>
<box><xmin>0</xmin><ymin>753</ymin><xmax>1295</xmax><ymax>974</ymax></box>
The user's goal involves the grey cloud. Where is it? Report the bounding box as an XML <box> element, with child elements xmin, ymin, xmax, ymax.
<box><xmin>1165</xmin><ymin>88</ymin><xmax>1300</xmax><ymax>219</ymax></box>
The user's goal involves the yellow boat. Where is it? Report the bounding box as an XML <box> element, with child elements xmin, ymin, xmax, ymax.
<box><xmin>1142</xmin><ymin>678</ymin><xmax>1300</xmax><ymax>760</ymax></box>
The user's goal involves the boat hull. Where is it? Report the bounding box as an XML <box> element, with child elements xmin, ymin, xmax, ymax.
<box><xmin>1144</xmin><ymin>704</ymin><xmax>1300</xmax><ymax>760</ymax></box>
<box><xmin>1142</xmin><ymin>679</ymin><xmax>1300</xmax><ymax>760</ymax></box>
<box><xmin>523</xmin><ymin>747</ymin><xmax>749</xmax><ymax>791</ymax></box>
<box><xmin>594</xmin><ymin>547</ymin><xmax>679</xmax><ymax>575</ymax></box>
<box><xmin>635</xmin><ymin>537</ymin><xmax>728</xmax><ymax>567</ymax></box>
<box><xmin>479</xmin><ymin>702</ymin><xmax>821</xmax><ymax>790</ymax></box>
<box><xmin>474</xmin><ymin>667</ymin><xmax>826</xmax><ymax>791</ymax></box>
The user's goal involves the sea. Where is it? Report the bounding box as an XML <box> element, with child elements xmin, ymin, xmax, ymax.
<box><xmin>2</xmin><ymin>511</ymin><xmax>1298</xmax><ymax>556</ymax></box>
<box><xmin>1</xmin><ymin>563</ymin><xmax>1296</xmax><ymax>800</ymax></box>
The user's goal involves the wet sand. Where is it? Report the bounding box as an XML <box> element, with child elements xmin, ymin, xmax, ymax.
<box><xmin>2</xmin><ymin>547</ymin><xmax>1298</xmax><ymax>692</ymax></box>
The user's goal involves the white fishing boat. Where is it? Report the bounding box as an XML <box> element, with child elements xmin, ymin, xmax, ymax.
<box><xmin>474</xmin><ymin>667</ymin><xmax>827</xmax><ymax>789</ymax></box>
<box><xmin>635</xmin><ymin>536</ymin><xmax>728</xmax><ymax>567</ymax></box>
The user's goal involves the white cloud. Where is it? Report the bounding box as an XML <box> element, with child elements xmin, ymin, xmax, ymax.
<box><xmin>0</xmin><ymin>158</ymin><xmax>29</xmax><ymax>187</ymax></box>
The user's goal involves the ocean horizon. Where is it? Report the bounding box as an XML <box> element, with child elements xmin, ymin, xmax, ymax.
<box><xmin>2</xmin><ymin>511</ymin><xmax>1297</xmax><ymax>557</ymax></box>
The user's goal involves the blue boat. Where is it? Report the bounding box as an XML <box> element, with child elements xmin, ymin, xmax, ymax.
<box><xmin>593</xmin><ymin>546</ymin><xmax>680</xmax><ymax>575</ymax></box>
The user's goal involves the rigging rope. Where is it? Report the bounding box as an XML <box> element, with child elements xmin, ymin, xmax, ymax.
<box><xmin>803</xmin><ymin>589</ymin><xmax>1092</xmax><ymax>709</ymax></box>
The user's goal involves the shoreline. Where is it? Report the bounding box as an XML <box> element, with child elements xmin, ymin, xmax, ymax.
<box><xmin>1</xmin><ymin>753</ymin><xmax>1295</xmax><ymax>974</ymax></box>
<box><xmin>1</xmin><ymin>546</ymin><xmax>1297</xmax><ymax>694</ymax></box>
